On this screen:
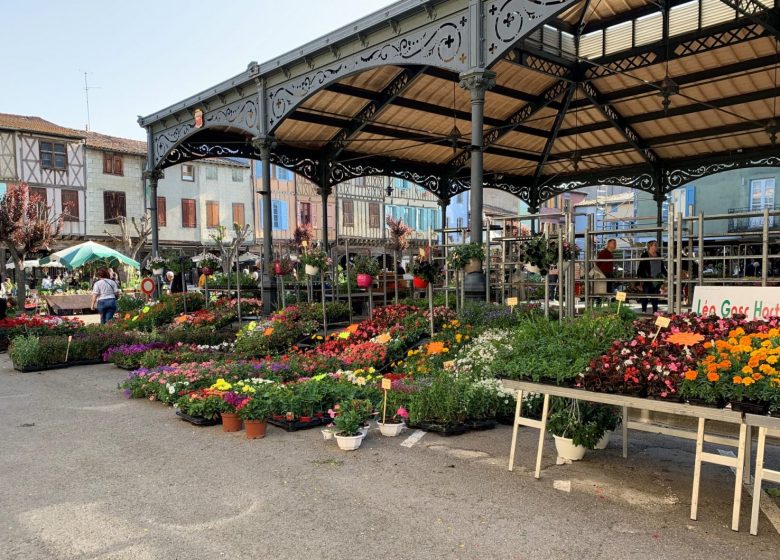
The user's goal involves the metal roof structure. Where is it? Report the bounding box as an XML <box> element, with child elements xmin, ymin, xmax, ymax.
<box><xmin>138</xmin><ymin>0</ymin><xmax>780</xmax><ymax>310</ymax></box>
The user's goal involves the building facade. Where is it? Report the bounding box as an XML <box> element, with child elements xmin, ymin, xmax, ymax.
<box><xmin>0</xmin><ymin>113</ymin><xmax>87</xmax><ymax>241</ymax></box>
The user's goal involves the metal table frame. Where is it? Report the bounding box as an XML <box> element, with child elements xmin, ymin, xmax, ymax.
<box><xmin>501</xmin><ymin>380</ymin><xmax>749</xmax><ymax>531</ymax></box>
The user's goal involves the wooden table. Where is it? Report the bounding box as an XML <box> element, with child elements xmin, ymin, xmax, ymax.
<box><xmin>43</xmin><ymin>294</ymin><xmax>94</xmax><ymax>314</ymax></box>
<box><xmin>501</xmin><ymin>379</ymin><xmax>748</xmax><ymax>531</ymax></box>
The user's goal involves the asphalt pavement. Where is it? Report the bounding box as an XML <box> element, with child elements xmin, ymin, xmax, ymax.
<box><xmin>1</xmin><ymin>355</ymin><xmax>778</xmax><ymax>559</ymax></box>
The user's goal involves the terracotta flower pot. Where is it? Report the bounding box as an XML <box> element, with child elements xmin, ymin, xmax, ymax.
<box><xmin>305</xmin><ymin>264</ymin><xmax>319</xmax><ymax>276</ymax></box>
<box><xmin>464</xmin><ymin>258</ymin><xmax>482</xmax><ymax>274</ymax></box>
<box><xmin>299</xmin><ymin>416</ymin><xmax>312</xmax><ymax>423</ymax></box>
<box><xmin>413</xmin><ymin>277</ymin><xmax>429</xmax><ymax>289</ymax></box>
<box><xmin>356</xmin><ymin>273</ymin><xmax>374</xmax><ymax>289</ymax></box>
<box><xmin>245</xmin><ymin>419</ymin><xmax>268</xmax><ymax>439</ymax></box>
<box><xmin>221</xmin><ymin>412</ymin><xmax>242</xmax><ymax>432</ymax></box>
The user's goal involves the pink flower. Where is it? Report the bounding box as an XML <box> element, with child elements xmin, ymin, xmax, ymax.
<box><xmin>396</xmin><ymin>406</ymin><xmax>409</xmax><ymax>419</ymax></box>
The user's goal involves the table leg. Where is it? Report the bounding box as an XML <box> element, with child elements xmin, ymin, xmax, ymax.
<box><xmin>743</xmin><ymin>425</ymin><xmax>753</xmax><ymax>485</ymax></box>
<box><xmin>731</xmin><ymin>422</ymin><xmax>747</xmax><ymax>531</ymax></box>
<box><xmin>508</xmin><ymin>390</ymin><xmax>523</xmax><ymax>472</ymax></box>
<box><xmin>691</xmin><ymin>417</ymin><xmax>706</xmax><ymax>521</ymax></box>
<box><xmin>534</xmin><ymin>394</ymin><xmax>550</xmax><ymax>479</ymax></box>
<box><xmin>750</xmin><ymin>427</ymin><xmax>767</xmax><ymax>536</ymax></box>
<box><xmin>622</xmin><ymin>406</ymin><xmax>629</xmax><ymax>459</ymax></box>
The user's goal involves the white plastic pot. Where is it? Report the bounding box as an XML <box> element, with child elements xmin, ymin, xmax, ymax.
<box><xmin>152</xmin><ymin>268</ymin><xmax>164</xmax><ymax>276</ymax></box>
<box><xmin>377</xmin><ymin>422</ymin><xmax>405</xmax><ymax>437</ymax></box>
<box><xmin>321</xmin><ymin>428</ymin><xmax>334</xmax><ymax>441</ymax></box>
<box><xmin>594</xmin><ymin>431</ymin><xmax>612</xmax><ymax>450</ymax></box>
<box><xmin>553</xmin><ymin>435</ymin><xmax>587</xmax><ymax>461</ymax></box>
<box><xmin>335</xmin><ymin>433</ymin><xmax>363</xmax><ymax>451</ymax></box>
<box><xmin>305</xmin><ymin>264</ymin><xmax>319</xmax><ymax>276</ymax></box>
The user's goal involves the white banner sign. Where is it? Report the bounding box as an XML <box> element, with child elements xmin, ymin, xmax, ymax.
<box><xmin>691</xmin><ymin>286</ymin><xmax>780</xmax><ymax>320</ymax></box>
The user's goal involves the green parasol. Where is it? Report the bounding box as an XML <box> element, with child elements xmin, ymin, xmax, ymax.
<box><xmin>39</xmin><ymin>241</ymin><xmax>140</xmax><ymax>270</ymax></box>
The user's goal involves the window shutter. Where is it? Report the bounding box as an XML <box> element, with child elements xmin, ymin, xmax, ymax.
<box><xmin>685</xmin><ymin>186</ymin><xmax>695</xmax><ymax>216</ymax></box>
<box><xmin>114</xmin><ymin>155</ymin><xmax>123</xmax><ymax>175</ymax></box>
<box><xmin>157</xmin><ymin>197</ymin><xmax>167</xmax><ymax>227</ymax></box>
<box><xmin>104</xmin><ymin>153</ymin><xmax>112</xmax><ymax>174</ymax></box>
<box><xmin>62</xmin><ymin>190</ymin><xmax>79</xmax><ymax>222</ymax></box>
<box><xmin>280</xmin><ymin>201</ymin><xmax>289</xmax><ymax>230</ymax></box>
<box><xmin>103</xmin><ymin>192</ymin><xmax>111</xmax><ymax>221</ymax></box>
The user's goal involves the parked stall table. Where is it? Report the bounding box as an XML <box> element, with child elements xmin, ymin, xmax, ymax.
<box><xmin>43</xmin><ymin>294</ymin><xmax>94</xmax><ymax>315</ymax></box>
<box><xmin>500</xmin><ymin>379</ymin><xmax>748</xmax><ymax>531</ymax></box>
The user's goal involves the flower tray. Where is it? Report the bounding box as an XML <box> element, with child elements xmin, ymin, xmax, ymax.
<box><xmin>175</xmin><ymin>410</ymin><xmax>222</xmax><ymax>426</ymax></box>
<box><xmin>685</xmin><ymin>397</ymin><xmax>727</xmax><ymax>409</ymax></box>
<box><xmin>464</xmin><ymin>418</ymin><xmax>497</xmax><ymax>431</ymax></box>
<box><xmin>13</xmin><ymin>359</ymin><xmax>103</xmax><ymax>373</ymax></box>
<box><xmin>409</xmin><ymin>421</ymin><xmax>469</xmax><ymax>436</ymax></box>
<box><xmin>268</xmin><ymin>416</ymin><xmax>329</xmax><ymax>432</ymax></box>
<box><xmin>730</xmin><ymin>400</ymin><xmax>770</xmax><ymax>415</ymax></box>
<box><xmin>496</xmin><ymin>414</ymin><xmax>515</xmax><ymax>426</ymax></box>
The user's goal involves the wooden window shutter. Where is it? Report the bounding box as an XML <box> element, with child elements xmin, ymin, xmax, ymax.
<box><xmin>182</xmin><ymin>199</ymin><xmax>196</xmax><ymax>228</ymax></box>
<box><xmin>157</xmin><ymin>196</ymin><xmax>167</xmax><ymax>227</ymax></box>
<box><xmin>103</xmin><ymin>153</ymin><xmax>113</xmax><ymax>174</ymax></box>
<box><xmin>113</xmin><ymin>154</ymin><xmax>123</xmax><ymax>176</ymax></box>
<box><xmin>232</xmin><ymin>203</ymin><xmax>245</xmax><ymax>227</ymax></box>
<box><xmin>118</xmin><ymin>192</ymin><xmax>126</xmax><ymax>217</ymax></box>
<box><xmin>62</xmin><ymin>190</ymin><xmax>79</xmax><ymax>222</ymax></box>
<box><xmin>207</xmin><ymin>201</ymin><xmax>219</xmax><ymax>227</ymax></box>
<box><xmin>103</xmin><ymin>192</ymin><xmax>112</xmax><ymax>222</ymax></box>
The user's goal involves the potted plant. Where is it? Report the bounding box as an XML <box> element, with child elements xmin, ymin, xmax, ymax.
<box><xmin>332</xmin><ymin>399</ymin><xmax>372</xmax><ymax>450</ymax></box>
<box><xmin>377</xmin><ymin>392</ymin><xmax>409</xmax><ymax>437</ymax></box>
<box><xmin>237</xmin><ymin>396</ymin><xmax>271</xmax><ymax>439</ymax></box>
<box><xmin>273</xmin><ymin>257</ymin><xmax>294</xmax><ymax>276</ymax></box>
<box><xmin>353</xmin><ymin>255</ymin><xmax>379</xmax><ymax>289</ymax></box>
<box><xmin>546</xmin><ymin>399</ymin><xmax>603</xmax><ymax>461</ymax></box>
<box><xmin>200</xmin><ymin>255</ymin><xmax>220</xmax><ymax>276</ymax></box>
<box><xmin>409</xmin><ymin>256</ymin><xmax>440</xmax><ymax>289</ymax></box>
<box><xmin>518</xmin><ymin>236</ymin><xmax>557</xmax><ymax>276</ymax></box>
<box><xmin>148</xmin><ymin>255</ymin><xmax>167</xmax><ymax>276</ymax></box>
<box><xmin>448</xmin><ymin>243</ymin><xmax>485</xmax><ymax>273</ymax></box>
<box><xmin>301</xmin><ymin>248</ymin><xmax>329</xmax><ymax>276</ymax></box>
<box><xmin>220</xmin><ymin>390</ymin><xmax>249</xmax><ymax>432</ymax></box>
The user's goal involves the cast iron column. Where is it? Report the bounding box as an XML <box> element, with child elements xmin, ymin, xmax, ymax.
<box><xmin>460</xmin><ymin>70</ymin><xmax>496</xmax><ymax>244</ymax></box>
<box><xmin>438</xmin><ymin>196</ymin><xmax>449</xmax><ymax>244</ymax></box>
<box><xmin>257</xmin><ymin>139</ymin><xmax>275</xmax><ymax>314</ymax></box>
<box><xmin>145</xmin><ymin>170</ymin><xmax>163</xmax><ymax>257</ymax></box>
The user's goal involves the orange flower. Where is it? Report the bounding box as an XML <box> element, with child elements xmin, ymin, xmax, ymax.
<box><xmin>346</xmin><ymin>324</ymin><xmax>360</xmax><ymax>333</ymax></box>
<box><xmin>706</xmin><ymin>363</ymin><xmax>718</xmax><ymax>374</ymax></box>
<box><xmin>748</xmin><ymin>356</ymin><xmax>760</xmax><ymax>368</ymax></box>
<box><xmin>426</xmin><ymin>341</ymin><xmax>447</xmax><ymax>355</ymax></box>
<box><xmin>684</xmin><ymin>370</ymin><xmax>698</xmax><ymax>381</ymax></box>
<box><xmin>667</xmin><ymin>332</ymin><xmax>705</xmax><ymax>347</ymax></box>
<box><xmin>706</xmin><ymin>372</ymin><xmax>720</xmax><ymax>383</ymax></box>
<box><xmin>742</xmin><ymin>377</ymin><xmax>755</xmax><ymax>386</ymax></box>
<box><xmin>375</xmin><ymin>333</ymin><xmax>392</xmax><ymax>344</ymax></box>
<box><xmin>174</xmin><ymin>315</ymin><xmax>188</xmax><ymax>325</ymax></box>
<box><xmin>124</xmin><ymin>313</ymin><xmax>131</xmax><ymax>320</ymax></box>
<box><xmin>263</xmin><ymin>327</ymin><xmax>274</xmax><ymax>336</ymax></box>
<box><xmin>741</xmin><ymin>366</ymin><xmax>753</xmax><ymax>375</ymax></box>
<box><xmin>752</xmin><ymin>373</ymin><xmax>763</xmax><ymax>381</ymax></box>
<box><xmin>733</xmin><ymin>376</ymin><xmax>743</xmax><ymax>384</ymax></box>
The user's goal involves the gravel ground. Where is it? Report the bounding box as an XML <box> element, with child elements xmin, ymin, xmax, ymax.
<box><xmin>1</xmin><ymin>355</ymin><xmax>778</xmax><ymax>559</ymax></box>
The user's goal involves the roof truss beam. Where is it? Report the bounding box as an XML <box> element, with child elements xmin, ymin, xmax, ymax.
<box><xmin>533</xmin><ymin>83</ymin><xmax>576</xmax><ymax>185</ymax></box>
<box><xmin>328</xmin><ymin>66</ymin><xmax>426</xmax><ymax>159</ymax></box>
<box><xmin>717</xmin><ymin>0</ymin><xmax>780</xmax><ymax>39</ymax></box>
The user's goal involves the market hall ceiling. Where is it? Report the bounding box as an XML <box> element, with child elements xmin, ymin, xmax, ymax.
<box><xmin>139</xmin><ymin>0</ymin><xmax>780</xmax><ymax>205</ymax></box>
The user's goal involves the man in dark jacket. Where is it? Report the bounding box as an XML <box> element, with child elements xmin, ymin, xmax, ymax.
<box><xmin>637</xmin><ymin>240</ymin><xmax>666</xmax><ymax>313</ymax></box>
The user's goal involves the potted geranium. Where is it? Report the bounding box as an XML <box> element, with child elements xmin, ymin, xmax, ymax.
<box><xmin>301</xmin><ymin>248</ymin><xmax>329</xmax><ymax>276</ymax></box>
<box><xmin>332</xmin><ymin>399</ymin><xmax>373</xmax><ymax>450</ymax></box>
<box><xmin>448</xmin><ymin>243</ymin><xmax>485</xmax><ymax>273</ymax></box>
<box><xmin>218</xmin><ymin>387</ymin><xmax>250</xmax><ymax>432</ymax></box>
<box><xmin>519</xmin><ymin>236</ymin><xmax>557</xmax><ymax>276</ymax></box>
<box><xmin>410</xmin><ymin>256</ymin><xmax>440</xmax><ymax>289</ymax></box>
<box><xmin>353</xmin><ymin>255</ymin><xmax>379</xmax><ymax>289</ymax></box>
<box><xmin>200</xmin><ymin>255</ymin><xmax>220</xmax><ymax>276</ymax></box>
<box><xmin>148</xmin><ymin>255</ymin><xmax>167</xmax><ymax>276</ymax></box>
<box><xmin>273</xmin><ymin>257</ymin><xmax>294</xmax><ymax>276</ymax></box>
<box><xmin>237</xmin><ymin>395</ymin><xmax>271</xmax><ymax>439</ymax></box>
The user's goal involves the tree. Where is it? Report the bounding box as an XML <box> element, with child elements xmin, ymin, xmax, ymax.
<box><xmin>0</xmin><ymin>183</ymin><xmax>65</xmax><ymax>306</ymax></box>
<box><xmin>104</xmin><ymin>212</ymin><xmax>152</xmax><ymax>281</ymax></box>
<box><xmin>210</xmin><ymin>223</ymin><xmax>253</xmax><ymax>274</ymax></box>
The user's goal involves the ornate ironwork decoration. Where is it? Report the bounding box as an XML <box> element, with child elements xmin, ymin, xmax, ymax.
<box><xmin>667</xmin><ymin>155</ymin><xmax>780</xmax><ymax>189</ymax></box>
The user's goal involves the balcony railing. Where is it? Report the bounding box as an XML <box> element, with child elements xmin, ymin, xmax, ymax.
<box><xmin>727</xmin><ymin>205</ymin><xmax>778</xmax><ymax>232</ymax></box>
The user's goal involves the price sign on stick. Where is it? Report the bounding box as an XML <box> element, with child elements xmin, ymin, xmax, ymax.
<box><xmin>65</xmin><ymin>335</ymin><xmax>72</xmax><ymax>362</ymax></box>
<box><xmin>653</xmin><ymin>316</ymin><xmax>671</xmax><ymax>344</ymax></box>
<box><xmin>615</xmin><ymin>291</ymin><xmax>626</xmax><ymax>313</ymax></box>
<box><xmin>506</xmin><ymin>297</ymin><xmax>518</xmax><ymax>311</ymax></box>
<box><xmin>301</xmin><ymin>240</ymin><xmax>308</xmax><ymax>248</ymax></box>
<box><xmin>381</xmin><ymin>378</ymin><xmax>392</xmax><ymax>424</ymax></box>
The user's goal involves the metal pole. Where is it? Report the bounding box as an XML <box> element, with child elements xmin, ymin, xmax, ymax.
<box><xmin>675</xmin><ymin>212</ymin><xmax>683</xmax><ymax>314</ymax></box>
<box><xmin>501</xmin><ymin>219</ymin><xmax>507</xmax><ymax>305</ymax></box>
<box><xmin>320</xmin><ymin>269</ymin><xmax>328</xmax><ymax>337</ymax></box>
<box><xmin>667</xmin><ymin>214</ymin><xmax>675</xmax><ymax>314</ymax></box>
<box><xmin>584</xmin><ymin>214</ymin><xmax>593</xmax><ymax>308</ymax></box>
<box><xmin>345</xmin><ymin>238</ymin><xmax>353</xmax><ymax>323</ymax></box>
<box><xmin>461</xmin><ymin>70</ymin><xmax>495</xmax><ymax>244</ymax></box>
<box><xmin>259</xmin><ymin>141</ymin><xmax>274</xmax><ymax>315</ymax></box>
<box><xmin>235</xmin><ymin>254</ymin><xmax>242</xmax><ymax>327</ymax></box>
<box><xmin>484</xmin><ymin>224</ymin><xmax>491</xmax><ymax>303</ymax></box>
<box><xmin>698</xmin><ymin>212</ymin><xmax>704</xmax><ymax>286</ymax></box>
<box><xmin>393</xmin><ymin>250</ymin><xmax>399</xmax><ymax>305</ymax></box>
<box><xmin>557</xmin><ymin>228</ymin><xmax>563</xmax><ymax>322</ymax></box>
<box><xmin>762</xmin><ymin>207</ymin><xmax>769</xmax><ymax>287</ymax></box>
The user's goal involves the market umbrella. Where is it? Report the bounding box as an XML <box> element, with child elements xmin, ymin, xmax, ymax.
<box><xmin>38</xmin><ymin>241</ymin><xmax>139</xmax><ymax>270</ymax></box>
<box><xmin>238</xmin><ymin>252</ymin><xmax>262</xmax><ymax>263</ymax></box>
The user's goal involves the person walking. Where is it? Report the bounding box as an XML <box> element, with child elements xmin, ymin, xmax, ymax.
<box><xmin>0</xmin><ymin>274</ymin><xmax>9</xmax><ymax>320</ymax></box>
<box><xmin>596</xmin><ymin>238</ymin><xmax>617</xmax><ymax>294</ymax></box>
<box><xmin>90</xmin><ymin>268</ymin><xmax>120</xmax><ymax>324</ymax></box>
<box><xmin>637</xmin><ymin>240</ymin><xmax>666</xmax><ymax>314</ymax></box>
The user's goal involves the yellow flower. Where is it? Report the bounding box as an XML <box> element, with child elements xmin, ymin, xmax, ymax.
<box><xmin>455</xmin><ymin>334</ymin><xmax>462</xmax><ymax>343</ymax></box>
<box><xmin>741</xmin><ymin>366</ymin><xmax>754</xmax><ymax>375</ymax></box>
<box><xmin>767</xmin><ymin>355</ymin><xmax>778</xmax><ymax>365</ymax></box>
<box><xmin>742</xmin><ymin>377</ymin><xmax>755</xmax><ymax>386</ymax></box>
<box><xmin>338</xmin><ymin>331</ymin><xmax>351</xmax><ymax>340</ymax></box>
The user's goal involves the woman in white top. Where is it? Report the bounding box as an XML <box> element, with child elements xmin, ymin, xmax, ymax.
<box><xmin>90</xmin><ymin>268</ymin><xmax>120</xmax><ymax>324</ymax></box>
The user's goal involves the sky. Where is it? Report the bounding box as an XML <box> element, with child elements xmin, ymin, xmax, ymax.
<box><xmin>0</xmin><ymin>0</ymin><xmax>393</xmax><ymax>141</ymax></box>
